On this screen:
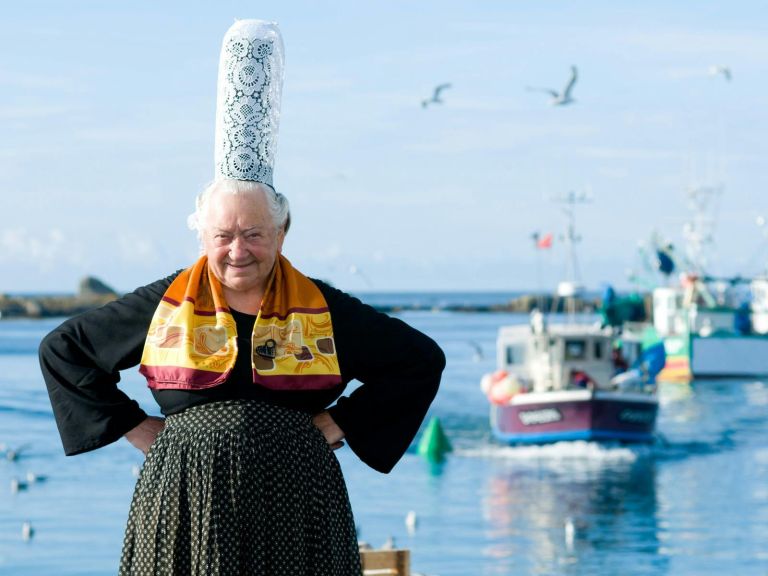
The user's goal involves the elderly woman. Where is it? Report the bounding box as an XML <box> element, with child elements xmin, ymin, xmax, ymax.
<box><xmin>39</xmin><ymin>179</ymin><xmax>445</xmax><ymax>575</ymax></box>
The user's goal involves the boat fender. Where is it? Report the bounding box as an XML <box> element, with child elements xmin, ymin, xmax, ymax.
<box><xmin>481</xmin><ymin>370</ymin><xmax>524</xmax><ymax>404</ymax></box>
<box><xmin>480</xmin><ymin>370</ymin><xmax>508</xmax><ymax>394</ymax></box>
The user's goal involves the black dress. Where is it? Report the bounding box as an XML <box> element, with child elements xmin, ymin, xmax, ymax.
<box><xmin>39</xmin><ymin>274</ymin><xmax>445</xmax><ymax>575</ymax></box>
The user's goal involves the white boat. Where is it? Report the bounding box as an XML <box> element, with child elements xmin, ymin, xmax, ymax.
<box><xmin>481</xmin><ymin>192</ymin><xmax>662</xmax><ymax>445</ymax></box>
<box><xmin>481</xmin><ymin>312</ymin><xmax>662</xmax><ymax>444</ymax></box>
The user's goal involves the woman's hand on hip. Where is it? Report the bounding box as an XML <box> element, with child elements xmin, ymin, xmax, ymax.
<box><xmin>124</xmin><ymin>416</ymin><xmax>166</xmax><ymax>455</ymax></box>
<box><xmin>312</xmin><ymin>411</ymin><xmax>345</xmax><ymax>450</ymax></box>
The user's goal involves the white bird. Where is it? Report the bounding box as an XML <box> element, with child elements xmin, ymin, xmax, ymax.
<box><xmin>709</xmin><ymin>64</ymin><xmax>732</xmax><ymax>81</ymax></box>
<box><xmin>11</xmin><ymin>477</ymin><xmax>29</xmax><ymax>494</ymax></box>
<box><xmin>421</xmin><ymin>83</ymin><xmax>452</xmax><ymax>108</ymax></box>
<box><xmin>25</xmin><ymin>471</ymin><xmax>48</xmax><ymax>484</ymax></box>
<box><xmin>22</xmin><ymin>521</ymin><xmax>34</xmax><ymax>541</ymax></box>
<box><xmin>5</xmin><ymin>443</ymin><xmax>31</xmax><ymax>462</ymax></box>
<box><xmin>381</xmin><ymin>535</ymin><xmax>397</xmax><ymax>550</ymax></box>
<box><xmin>348</xmin><ymin>264</ymin><xmax>373</xmax><ymax>288</ymax></box>
<box><xmin>468</xmin><ymin>340</ymin><xmax>484</xmax><ymax>362</ymax></box>
<box><xmin>405</xmin><ymin>510</ymin><xmax>418</xmax><ymax>535</ymax></box>
<box><xmin>527</xmin><ymin>65</ymin><xmax>578</xmax><ymax>106</ymax></box>
<box><xmin>564</xmin><ymin>516</ymin><xmax>575</xmax><ymax>552</ymax></box>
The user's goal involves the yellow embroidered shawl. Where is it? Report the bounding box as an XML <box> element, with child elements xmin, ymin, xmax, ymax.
<box><xmin>139</xmin><ymin>255</ymin><xmax>342</xmax><ymax>391</ymax></box>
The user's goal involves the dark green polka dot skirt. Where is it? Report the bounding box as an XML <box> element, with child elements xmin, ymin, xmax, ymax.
<box><xmin>119</xmin><ymin>400</ymin><xmax>362</xmax><ymax>575</ymax></box>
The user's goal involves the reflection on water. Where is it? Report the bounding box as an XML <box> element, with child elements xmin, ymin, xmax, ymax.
<box><xmin>478</xmin><ymin>445</ymin><xmax>664</xmax><ymax>575</ymax></box>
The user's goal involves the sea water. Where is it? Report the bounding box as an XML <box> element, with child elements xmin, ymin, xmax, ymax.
<box><xmin>1</xmin><ymin>307</ymin><xmax>767</xmax><ymax>575</ymax></box>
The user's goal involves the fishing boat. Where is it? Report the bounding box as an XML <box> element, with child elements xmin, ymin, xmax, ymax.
<box><xmin>481</xmin><ymin>311</ymin><xmax>663</xmax><ymax>444</ymax></box>
<box><xmin>633</xmin><ymin>186</ymin><xmax>768</xmax><ymax>380</ymax></box>
<box><xmin>650</xmin><ymin>275</ymin><xmax>768</xmax><ymax>380</ymax></box>
<box><xmin>481</xmin><ymin>192</ymin><xmax>663</xmax><ymax>445</ymax></box>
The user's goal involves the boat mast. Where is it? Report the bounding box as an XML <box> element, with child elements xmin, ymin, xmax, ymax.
<box><xmin>682</xmin><ymin>184</ymin><xmax>722</xmax><ymax>276</ymax></box>
<box><xmin>553</xmin><ymin>190</ymin><xmax>590</xmax><ymax>316</ymax></box>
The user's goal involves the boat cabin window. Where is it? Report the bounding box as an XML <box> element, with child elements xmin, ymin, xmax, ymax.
<box><xmin>505</xmin><ymin>344</ymin><xmax>525</xmax><ymax>366</ymax></box>
<box><xmin>593</xmin><ymin>340</ymin><xmax>603</xmax><ymax>359</ymax></box>
<box><xmin>564</xmin><ymin>339</ymin><xmax>587</xmax><ymax>361</ymax></box>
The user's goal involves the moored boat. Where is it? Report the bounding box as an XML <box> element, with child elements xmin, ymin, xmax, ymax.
<box><xmin>631</xmin><ymin>185</ymin><xmax>768</xmax><ymax>380</ymax></box>
<box><xmin>650</xmin><ymin>276</ymin><xmax>768</xmax><ymax>380</ymax></box>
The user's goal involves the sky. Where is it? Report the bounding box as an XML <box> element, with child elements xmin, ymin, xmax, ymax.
<box><xmin>1</xmin><ymin>1</ymin><xmax>767</xmax><ymax>294</ymax></box>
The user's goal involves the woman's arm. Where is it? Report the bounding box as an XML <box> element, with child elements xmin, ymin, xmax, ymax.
<box><xmin>317</xmin><ymin>282</ymin><xmax>446</xmax><ymax>473</ymax></box>
<box><xmin>39</xmin><ymin>273</ymin><xmax>178</xmax><ymax>455</ymax></box>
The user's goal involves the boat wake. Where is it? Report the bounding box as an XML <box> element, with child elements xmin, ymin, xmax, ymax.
<box><xmin>455</xmin><ymin>440</ymin><xmax>646</xmax><ymax>463</ymax></box>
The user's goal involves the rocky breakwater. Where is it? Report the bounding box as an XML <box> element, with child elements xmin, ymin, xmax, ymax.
<box><xmin>0</xmin><ymin>277</ymin><xmax>119</xmax><ymax>319</ymax></box>
<box><xmin>375</xmin><ymin>293</ymin><xmax>602</xmax><ymax>314</ymax></box>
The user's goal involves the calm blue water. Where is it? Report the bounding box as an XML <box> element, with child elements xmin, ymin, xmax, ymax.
<box><xmin>1</xmin><ymin>307</ymin><xmax>768</xmax><ymax>575</ymax></box>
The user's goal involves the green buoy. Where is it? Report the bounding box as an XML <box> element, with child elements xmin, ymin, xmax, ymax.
<box><xmin>417</xmin><ymin>416</ymin><xmax>452</xmax><ymax>462</ymax></box>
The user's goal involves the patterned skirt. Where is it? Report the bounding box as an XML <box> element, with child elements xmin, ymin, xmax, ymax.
<box><xmin>119</xmin><ymin>400</ymin><xmax>362</xmax><ymax>575</ymax></box>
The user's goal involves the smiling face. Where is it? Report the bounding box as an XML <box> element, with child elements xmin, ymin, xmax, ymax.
<box><xmin>201</xmin><ymin>189</ymin><xmax>285</xmax><ymax>303</ymax></box>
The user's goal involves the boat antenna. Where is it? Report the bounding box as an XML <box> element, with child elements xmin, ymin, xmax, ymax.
<box><xmin>549</xmin><ymin>190</ymin><xmax>591</xmax><ymax>319</ymax></box>
<box><xmin>556</xmin><ymin>190</ymin><xmax>589</xmax><ymax>277</ymax></box>
<box><xmin>682</xmin><ymin>184</ymin><xmax>722</xmax><ymax>275</ymax></box>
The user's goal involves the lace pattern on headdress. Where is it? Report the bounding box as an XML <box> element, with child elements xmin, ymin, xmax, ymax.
<box><xmin>214</xmin><ymin>21</ymin><xmax>284</xmax><ymax>186</ymax></box>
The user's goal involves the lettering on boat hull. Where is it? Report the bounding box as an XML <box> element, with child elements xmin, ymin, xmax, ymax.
<box><xmin>518</xmin><ymin>408</ymin><xmax>563</xmax><ymax>426</ymax></box>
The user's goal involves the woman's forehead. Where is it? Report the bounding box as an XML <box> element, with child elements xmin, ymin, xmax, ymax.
<box><xmin>206</xmin><ymin>192</ymin><xmax>270</xmax><ymax>222</ymax></box>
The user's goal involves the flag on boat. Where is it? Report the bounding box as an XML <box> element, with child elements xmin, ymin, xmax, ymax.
<box><xmin>536</xmin><ymin>232</ymin><xmax>553</xmax><ymax>249</ymax></box>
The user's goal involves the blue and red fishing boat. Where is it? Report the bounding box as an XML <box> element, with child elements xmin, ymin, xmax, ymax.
<box><xmin>481</xmin><ymin>317</ymin><xmax>664</xmax><ymax>445</ymax></box>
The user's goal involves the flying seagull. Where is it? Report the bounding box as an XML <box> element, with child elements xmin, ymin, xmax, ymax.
<box><xmin>527</xmin><ymin>65</ymin><xmax>578</xmax><ymax>106</ymax></box>
<box><xmin>348</xmin><ymin>264</ymin><xmax>373</xmax><ymax>288</ymax></box>
<box><xmin>709</xmin><ymin>65</ymin><xmax>732</xmax><ymax>81</ymax></box>
<box><xmin>468</xmin><ymin>340</ymin><xmax>484</xmax><ymax>362</ymax></box>
<box><xmin>422</xmin><ymin>83</ymin><xmax>452</xmax><ymax>108</ymax></box>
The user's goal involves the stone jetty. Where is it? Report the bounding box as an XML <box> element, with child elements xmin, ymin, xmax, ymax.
<box><xmin>0</xmin><ymin>277</ymin><xmax>119</xmax><ymax>319</ymax></box>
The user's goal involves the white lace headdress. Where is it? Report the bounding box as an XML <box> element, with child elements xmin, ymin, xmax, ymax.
<box><xmin>214</xmin><ymin>20</ymin><xmax>285</xmax><ymax>187</ymax></box>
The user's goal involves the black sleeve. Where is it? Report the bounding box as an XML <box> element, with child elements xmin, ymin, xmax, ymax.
<box><xmin>38</xmin><ymin>272</ymin><xmax>179</xmax><ymax>456</ymax></box>
<box><xmin>318</xmin><ymin>282</ymin><xmax>446</xmax><ymax>474</ymax></box>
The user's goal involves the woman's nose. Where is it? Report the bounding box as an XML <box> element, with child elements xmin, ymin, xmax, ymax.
<box><xmin>228</xmin><ymin>235</ymin><xmax>248</xmax><ymax>257</ymax></box>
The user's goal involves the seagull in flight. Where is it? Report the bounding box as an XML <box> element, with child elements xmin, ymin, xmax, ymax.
<box><xmin>468</xmin><ymin>340</ymin><xmax>484</xmax><ymax>362</ymax></box>
<box><xmin>709</xmin><ymin>65</ymin><xmax>732</xmax><ymax>81</ymax></box>
<box><xmin>527</xmin><ymin>65</ymin><xmax>578</xmax><ymax>106</ymax></box>
<box><xmin>422</xmin><ymin>83</ymin><xmax>452</xmax><ymax>108</ymax></box>
<box><xmin>348</xmin><ymin>264</ymin><xmax>373</xmax><ymax>288</ymax></box>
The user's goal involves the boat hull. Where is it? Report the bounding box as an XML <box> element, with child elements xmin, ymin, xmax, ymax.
<box><xmin>491</xmin><ymin>390</ymin><xmax>658</xmax><ymax>445</ymax></box>
<box><xmin>690</xmin><ymin>334</ymin><xmax>768</xmax><ymax>377</ymax></box>
<box><xmin>658</xmin><ymin>333</ymin><xmax>768</xmax><ymax>380</ymax></box>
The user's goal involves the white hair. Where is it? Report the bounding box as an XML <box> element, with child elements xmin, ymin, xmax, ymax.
<box><xmin>188</xmin><ymin>179</ymin><xmax>291</xmax><ymax>240</ymax></box>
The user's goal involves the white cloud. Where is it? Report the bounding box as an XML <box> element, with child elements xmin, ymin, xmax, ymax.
<box><xmin>619</xmin><ymin>29</ymin><xmax>768</xmax><ymax>58</ymax></box>
<box><xmin>0</xmin><ymin>105</ymin><xmax>73</xmax><ymax>120</ymax></box>
<box><xmin>0</xmin><ymin>227</ymin><xmax>85</xmax><ymax>269</ymax></box>
<box><xmin>117</xmin><ymin>233</ymin><xmax>162</xmax><ymax>265</ymax></box>
<box><xmin>579</xmin><ymin>146</ymin><xmax>685</xmax><ymax>161</ymax></box>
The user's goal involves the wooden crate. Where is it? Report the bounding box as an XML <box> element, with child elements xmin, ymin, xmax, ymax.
<box><xmin>360</xmin><ymin>549</ymin><xmax>410</xmax><ymax>576</ymax></box>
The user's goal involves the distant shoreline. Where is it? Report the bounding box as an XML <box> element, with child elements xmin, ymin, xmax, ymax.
<box><xmin>0</xmin><ymin>291</ymin><xmax>645</xmax><ymax>319</ymax></box>
<box><xmin>0</xmin><ymin>293</ymin><xmax>119</xmax><ymax>319</ymax></box>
